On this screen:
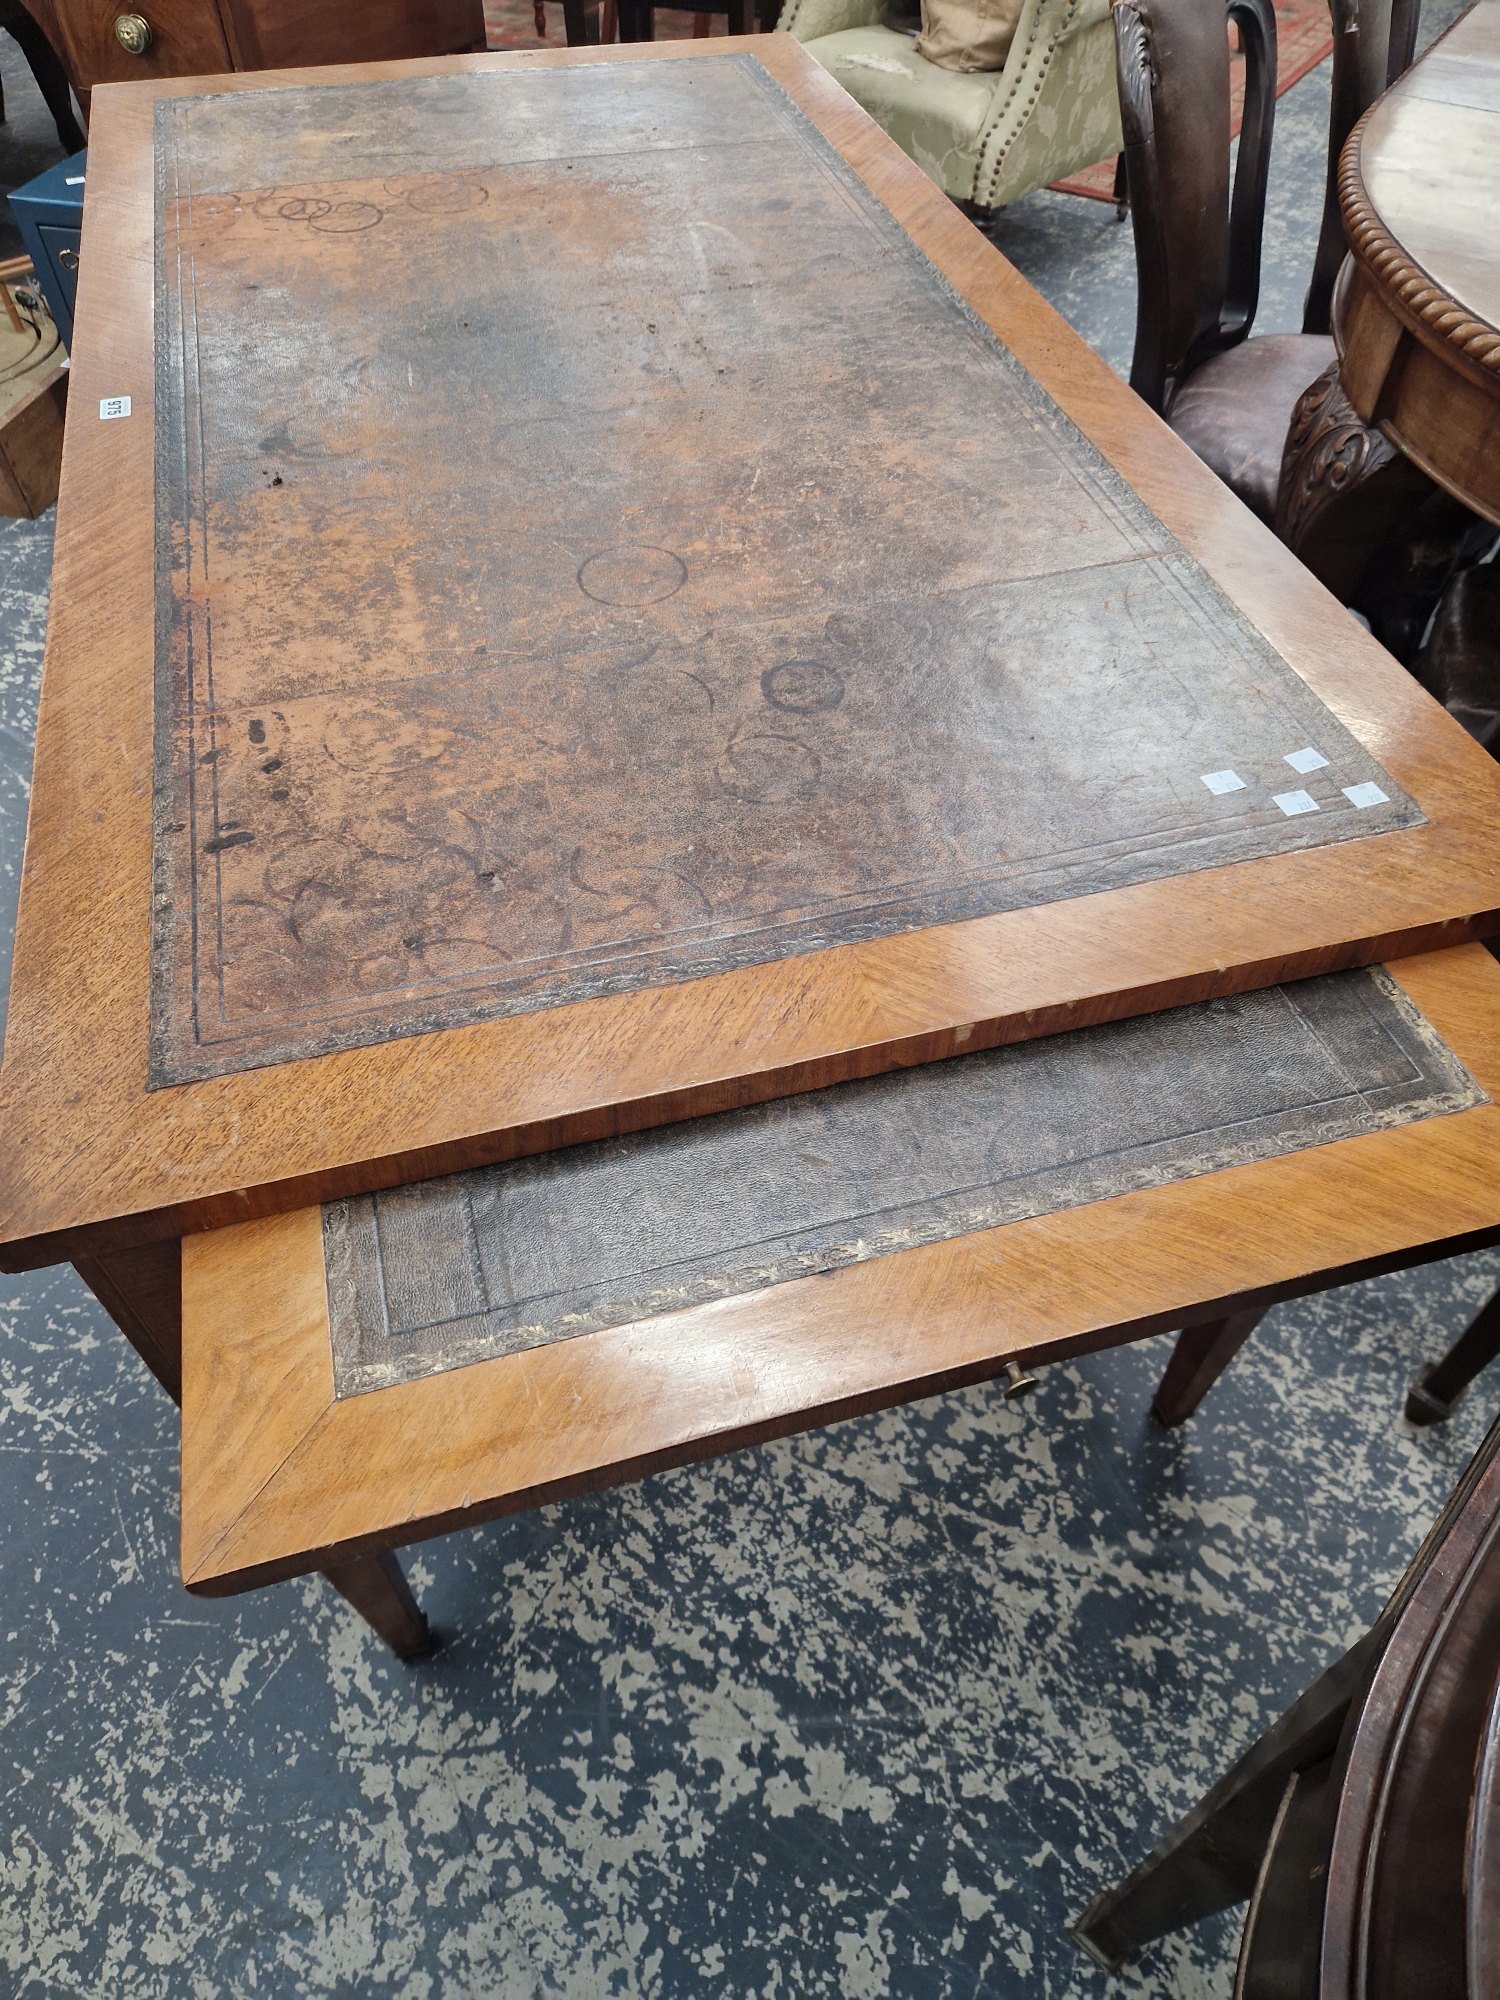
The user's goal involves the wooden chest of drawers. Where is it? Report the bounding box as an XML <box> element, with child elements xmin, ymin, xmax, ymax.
<box><xmin>18</xmin><ymin>0</ymin><xmax>485</xmax><ymax>100</ymax></box>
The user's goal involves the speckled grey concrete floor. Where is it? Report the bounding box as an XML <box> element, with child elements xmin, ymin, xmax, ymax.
<box><xmin>2</xmin><ymin>17</ymin><xmax>1497</xmax><ymax>1996</ymax></box>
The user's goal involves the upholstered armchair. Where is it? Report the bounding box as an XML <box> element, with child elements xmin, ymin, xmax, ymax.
<box><xmin>778</xmin><ymin>0</ymin><xmax>1122</xmax><ymax>213</ymax></box>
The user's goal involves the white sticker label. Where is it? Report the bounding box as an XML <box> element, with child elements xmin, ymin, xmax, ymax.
<box><xmin>99</xmin><ymin>395</ymin><xmax>131</xmax><ymax>420</ymax></box>
<box><xmin>1273</xmin><ymin>789</ymin><xmax>1320</xmax><ymax>817</ymax></box>
<box><xmin>1284</xmin><ymin>746</ymin><xmax>1329</xmax><ymax>774</ymax></box>
<box><xmin>1200</xmin><ymin>769</ymin><xmax>1245</xmax><ymax>795</ymax></box>
<box><xmin>1343</xmin><ymin>781</ymin><xmax>1389</xmax><ymax>809</ymax></box>
<box><xmin>65</xmin><ymin>175</ymin><xmax>85</xmax><ymax>185</ymax></box>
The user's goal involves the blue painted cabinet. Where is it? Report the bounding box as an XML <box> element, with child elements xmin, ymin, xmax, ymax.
<box><xmin>9</xmin><ymin>150</ymin><xmax>86</xmax><ymax>351</ymax></box>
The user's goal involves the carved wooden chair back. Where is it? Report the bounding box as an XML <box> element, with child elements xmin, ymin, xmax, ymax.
<box><xmin>1303</xmin><ymin>0</ymin><xmax>1421</xmax><ymax>332</ymax></box>
<box><xmin>1114</xmin><ymin>0</ymin><xmax>1278</xmax><ymax>417</ymax></box>
<box><xmin>1116</xmin><ymin>0</ymin><xmax>1424</xmax><ymax>415</ymax></box>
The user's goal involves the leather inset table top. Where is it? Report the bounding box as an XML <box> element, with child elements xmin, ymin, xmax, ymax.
<box><xmin>323</xmin><ymin>966</ymin><xmax>1483</xmax><ymax>1395</ymax></box>
<box><xmin>152</xmin><ymin>57</ymin><xmax>1418</xmax><ymax>1087</ymax></box>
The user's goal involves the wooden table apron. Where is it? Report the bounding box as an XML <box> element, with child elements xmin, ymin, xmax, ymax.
<box><xmin>6</xmin><ymin>36</ymin><xmax>1500</xmax><ymax>1284</ymax></box>
<box><xmin>181</xmin><ymin>942</ymin><xmax>1500</xmax><ymax>1596</ymax></box>
<box><xmin>1334</xmin><ymin>0</ymin><xmax>1500</xmax><ymax>525</ymax></box>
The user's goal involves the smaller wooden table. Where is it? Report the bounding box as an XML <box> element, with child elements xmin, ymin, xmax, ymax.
<box><xmin>1335</xmin><ymin>0</ymin><xmax>1500</xmax><ymax>526</ymax></box>
<box><xmin>179</xmin><ymin>943</ymin><xmax>1500</xmax><ymax>1654</ymax></box>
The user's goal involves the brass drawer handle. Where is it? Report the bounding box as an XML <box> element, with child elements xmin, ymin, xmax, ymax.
<box><xmin>58</xmin><ymin>247</ymin><xmax>79</xmax><ymax>271</ymax></box>
<box><xmin>114</xmin><ymin>13</ymin><xmax>152</xmax><ymax>53</ymax></box>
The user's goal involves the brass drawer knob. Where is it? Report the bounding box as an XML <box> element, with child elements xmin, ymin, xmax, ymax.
<box><xmin>114</xmin><ymin>13</ymin><xmax>152</xmax><ymax>53</ymax></box>
<box><xmin>58</xmin><ymin>247</ymin><xmax>79</xmax><ymax>271</ymax></box>
<box><xmin>1002</xmin><ymin>1359</ymin><xmax>1038</xmax><ymax>1400</ymax></box>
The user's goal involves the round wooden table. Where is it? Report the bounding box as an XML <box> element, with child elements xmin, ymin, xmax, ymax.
<box><xmin>1334</xmin><ymin>0</ymin><xmax>1500</xmax><ymax>528</ymax></box>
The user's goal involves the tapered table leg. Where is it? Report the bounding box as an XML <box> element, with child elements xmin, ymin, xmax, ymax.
<box><xmin>1152</xmin><ymin>1308</ymin><xmax>1268</xmax><ymax>1427</ymax></box>
<box><xmin>1407</xmin><ymin>1287</ymin><xmax>1500</xmax><ymax>1425</ymax></box>
<box><xmin>322</xmin><ymin>1550</ymin><xmax>432</xmax><ymax>1658</ymax></box>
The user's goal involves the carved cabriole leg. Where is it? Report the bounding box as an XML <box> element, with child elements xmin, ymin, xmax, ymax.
<box><xmin>1407</xmin><ymin>1286</ymin><xmax>1500</xmax><ymax>1425</ymax></box>
<box><xmin>1272</xmin><ymin>359</ymin><xmax>1435</xmax><ymax>602</ymax></box>
<box><xmin>322</xmin><ymin>1550</ymin><xmax>432</xmax><ymax>1660</ymax></box>
<box><xmin>1151</xmin><ymin>1307</ymin><xmax>1268</xmax><ymax>1427</ymax></box>
<box><xmin>76</xmin><ymin>1242</ymin><xmax>432</xmax><ymax>1657</ymax></box>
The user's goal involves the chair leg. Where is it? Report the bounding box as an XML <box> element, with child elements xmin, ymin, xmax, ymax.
<box><xmin>1070</xmin><ymin>1631</ymin><xmax>1374</xmax><ymax>1969</ymax></box>
<box><xmin>321</xmin><ymin>1549</ymin><xmax>432</xmax><ymax>1659</ymax></box>
<box><xmin>1233</xmin><ymin>1758</ymin><xmax>1336</xmax><ymax>1997</ymax></box>
<box><xmin>1407</xmin><ymin>1288</ymin><xmax>1500</xmax><ymax>1426</ymax></box>
<box><xmin>1152</xmin><ymin>1308</ymin><xmax>1267</xmax><ymax>1427</ymax></box>
<box><xmin>1112</xmin><ymin>150</ymin><xmax>1129</xmax><ymax>217</ymax></box>
<box><xmin>2</xmin><ymin>17</ymin><xmax>85</xmax><ymax>154</ymax></box>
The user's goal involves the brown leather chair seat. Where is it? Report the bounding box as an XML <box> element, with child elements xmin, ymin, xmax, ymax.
<box><xmin>1166</xmin><ymin>332</ymin><xmax>1336</xmax><ymax>524</ymax></box>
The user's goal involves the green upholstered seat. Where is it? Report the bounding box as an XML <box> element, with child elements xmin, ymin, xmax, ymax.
<box><xmin>779</xmin><ymin>0</ymin><xmax>1123</xmax><ymax>211</ymax></box>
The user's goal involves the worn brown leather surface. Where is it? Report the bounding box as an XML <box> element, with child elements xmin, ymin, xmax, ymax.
<box><xmin>323</xmin><ymin>967</ymin><xmax>1484</xmax><ymax>1396</ymax></box>
<box><xmin>153</xmin><ymin>59</ymin><xmax>1418</xmax><ymax>1087</ymax></box>
<box><xmin>1169</xmin><ymin>333</ymin><xmax>1336</xmax><ymax>523</ymax></box>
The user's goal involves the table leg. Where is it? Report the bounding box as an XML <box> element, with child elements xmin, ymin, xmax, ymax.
<box><xmin>322</xmin><ymin>1549</ymin><xmax>432</xmax><ymax>1659</ymax></box>
<box><xmin>73</xmin><ymin>1238</ymin><xmax>183</xmax><ymax>1404</ymax></box>
<box><xmin>1406</xmin><ymin>1286</ymin><xmax>1500</xmax><ymax>1425</ymax></box>
<box><xmin>1151</xmin><ymin>1307</ymin><xmax>1267</xmax><ymax>1427</ymax></box>
<box><xmin>77</xmin><ymin>1240</ymin><xmax>432</xmax><ymax>1661</ymax></box>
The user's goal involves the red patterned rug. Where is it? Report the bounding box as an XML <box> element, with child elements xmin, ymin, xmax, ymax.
<box><xmin>1050</xmin><ymin>0</ymin><xmax>1334</xmax><ymax>201</ymax></box>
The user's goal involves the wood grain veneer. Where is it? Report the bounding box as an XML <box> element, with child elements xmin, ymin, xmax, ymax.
<box><xmin>181</xmin><ymin>942</ymin><xmax>1500</xmax><ymax>1596</ymax></box>
<box><xmin>7</xmin><ymin>37</ymin><xmax>1500</xmax><ymax>1276</ymax></box>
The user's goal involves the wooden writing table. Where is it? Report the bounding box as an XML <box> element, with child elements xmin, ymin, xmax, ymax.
<box><xmin>5</xmin><ymin>38</ymin><xmax>1500</xmax><ymax>1291</ymax></box>
<box><xmin>6</xmin><ymin>38</ymin><xmax>1500</xmax><ymax>1641</ymax></box>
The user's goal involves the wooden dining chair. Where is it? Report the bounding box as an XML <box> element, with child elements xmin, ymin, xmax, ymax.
<box><xmin>1113</xmin><ymin>0</ymin><xmax>1422</xmax><ymax>535</ymax></box>
<box><xmin>1072</xmin><ymin>1399</ymin><xmax>1500</xmax><ymax>1984</ymax></box>
<box><xmin>1302</xmin><ymin>0</ymin><xmax>1420</xmax><ymax>337</ymax></box>
<box><xmin>1114</xmin><ymin>0</ymin><xmax>1335</xmax><ymax>524</ymax></box>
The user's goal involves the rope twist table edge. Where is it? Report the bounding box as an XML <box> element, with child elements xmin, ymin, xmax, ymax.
<box><xmin>1338</xmin><ymin>107</ymin><xmax>1500</xmax><ymax>377</ymax></box>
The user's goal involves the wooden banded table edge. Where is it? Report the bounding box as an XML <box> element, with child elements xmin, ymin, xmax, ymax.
<box><xmin>4</xmin><ymin>878</ymin><xmax>1499</xmax><ymax>1275</ymax></box>
<box><xmin>177</xmin><ymin>942</ymin><xmax>1500</xmax><ymax>1613</ymax></box>
<box><xmin>6</xmin><ymin>36</ymin><xmax>1500</xmax><ymax>1270</ymax></box>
